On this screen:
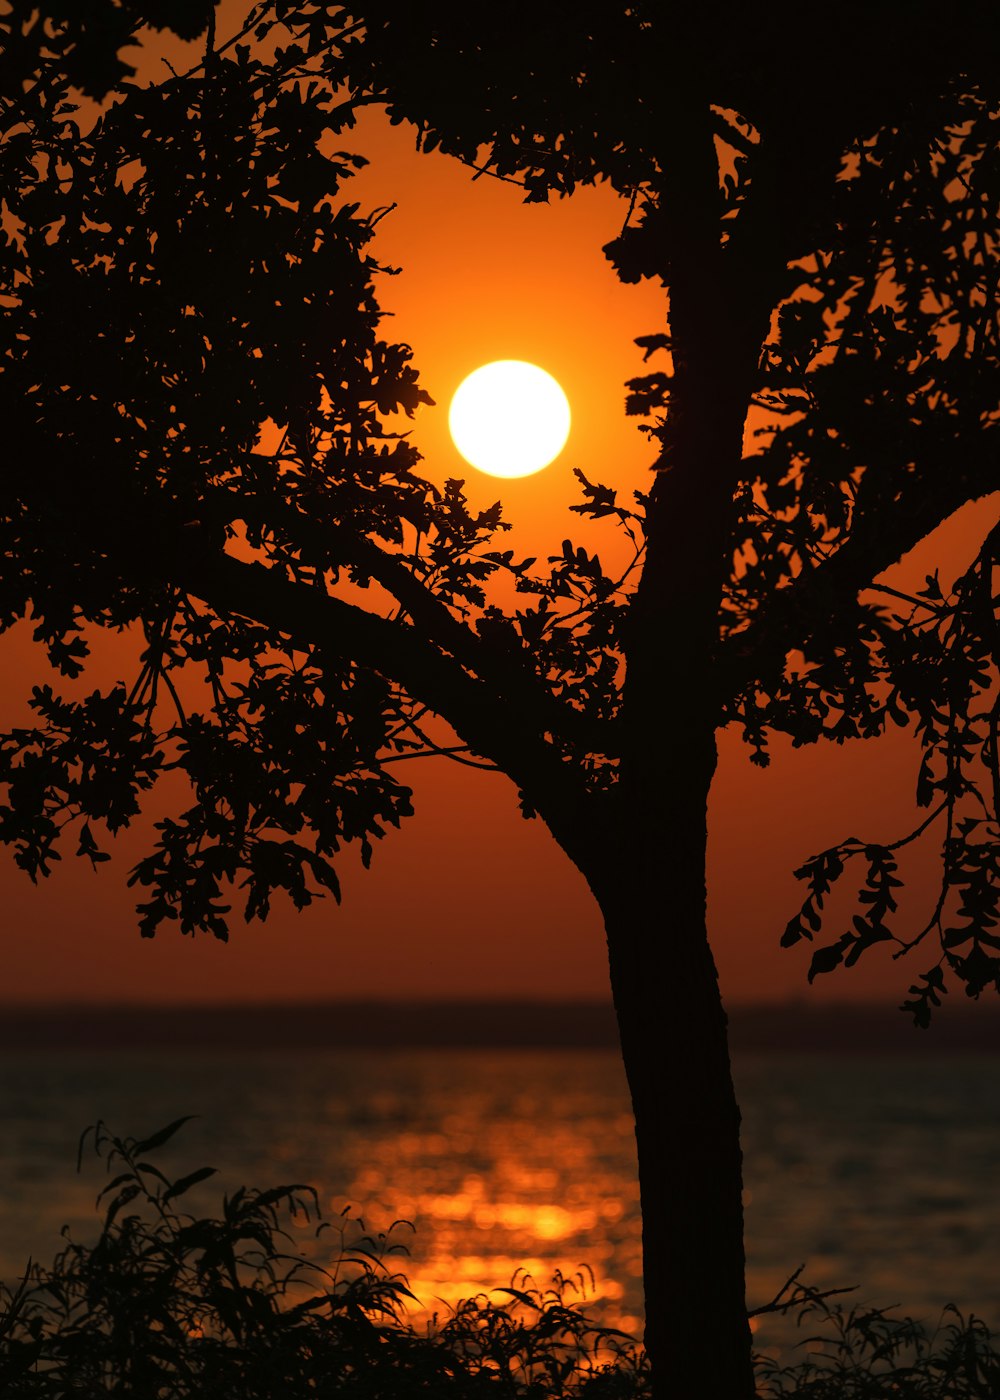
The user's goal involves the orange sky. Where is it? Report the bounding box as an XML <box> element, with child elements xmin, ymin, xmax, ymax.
<box><xmin>2</xmin><ymin>37</ymin><xmax>996</xmax><ymax>1009</ymax></box>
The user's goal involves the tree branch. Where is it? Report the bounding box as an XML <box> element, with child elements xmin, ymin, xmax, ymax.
<box><xmin>203</xmin><ymin>487</ymin><xmax>613</xmax><ymax>756</ymax></box>
<box><xmin>167</xmin><ymin>540</ymin><xmax>596</xmax><ymax>845</ymax></box>
<box><xmin>720</xmin><ymin>442</ymin><xmax>1000</xmax><ymax>699</ymax></box>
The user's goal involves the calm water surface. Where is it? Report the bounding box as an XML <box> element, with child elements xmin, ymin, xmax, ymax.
<box><xmin>0</xmin><ymin>1048</ymin><xmax>997</xmax><ymax>1358</ymax></box>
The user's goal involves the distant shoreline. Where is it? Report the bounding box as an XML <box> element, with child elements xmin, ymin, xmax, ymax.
<box><xmin>0</xmin><ymin>999</ymin><xmax>998</xmax><ymax>1053</ymax></box>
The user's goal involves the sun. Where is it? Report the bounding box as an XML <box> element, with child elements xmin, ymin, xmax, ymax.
<box><xmin>448</xmin><ymin>360</ymin><xmax>571</xmax><ymax>479</ymax></box>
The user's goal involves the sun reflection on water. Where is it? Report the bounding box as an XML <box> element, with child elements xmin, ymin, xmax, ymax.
<box><xmin>308</xmin><ymin>1052</ymin><xmax>644</xmax><ymax>1334</ymax></box>
<box><xmin>277</xmin><ymin>1050</ymin><xmax>1000</xmax><ymax>1362</ymax></box>
<box><xmin>3</xmin><ymin>1047</ymin><xmax>1000</xmax><ymax>1369</ymax></box>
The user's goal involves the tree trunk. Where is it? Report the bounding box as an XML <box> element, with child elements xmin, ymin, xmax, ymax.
<box><xmin>589</xmin><ymin>734</ymin><xmax>754</xmax><ymax>1400</ymax></box>
<box><xmin>547</xmin><ymin>98</ymin><xmax>769</xmax><ymax>1394</ymax></box>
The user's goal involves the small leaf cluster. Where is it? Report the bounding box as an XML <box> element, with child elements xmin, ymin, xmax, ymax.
<box><xmin>0</xmin><ymin>685</ymin><xmax>161</xmax><ymax>881</ymax></box>
<box><xmin>0</xmin><ymin>1</ymin><xmax>212</xmax><ymax>104</ymax></box>
<box><xmin>782</xmin><ymin>843</ymin><xmax>903</xmax><ymax>983</ymax></box>
<box><xmin>125</xmin><ymin>607</ymin><xmax>418</xmax><ymax>940</ymax></box>
<box><xmin>778</xmin><ymin>529</ymin><xmax>1000</xmax><ymax>1019</ymax></box>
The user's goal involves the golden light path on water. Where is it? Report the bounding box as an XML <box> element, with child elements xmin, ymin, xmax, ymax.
<box><xmin>255</xmin><ymin>1049</ymin><xmax>1000</xmax><ymax>1363</ymax></box>
<box><xmin>3</xmin><ymin>1048</ymin><xmax>1000</xmax><ymax>1370</ymax></box>
<box><xmin>339</xmin><ymin>1148</ymin><xmax>640</xmax><ymax>1324</ymax></box>
<box><xmin>271</xmin><ymin>1062</ymin><xmax>645</xmax><ymax>1335</ymax></box>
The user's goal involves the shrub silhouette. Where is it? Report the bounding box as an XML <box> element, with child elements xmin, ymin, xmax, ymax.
<box><xmin>0</xmin><ymin>1119</ymin><xmax>648</xmax><ymax>1398</ymax></box>
<box><xmin>1</xmin><ymin>1120</ymin><xmax>998</xmax><ymax>1399</ymax></box>
<box><xmin>756</xmin><ymin>1302</ymin><xmax>1000</xmax><ymax>1400</ymax></box>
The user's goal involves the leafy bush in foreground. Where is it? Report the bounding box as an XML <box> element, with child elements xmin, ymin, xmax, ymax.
<box><xmin>757</xmin><ymin>1300</ymin><xmax>1000</xmax><ymax>1399</ymax></box>
<box><xmin>0</xmin><ymin>1120</ymin><xmax>646</xmax><ymax>1398</ymax></box>
<box><xmin>0</xmin><ymin>1123</ymin><xmax>996</xmax><ymax>1398</ymax></box>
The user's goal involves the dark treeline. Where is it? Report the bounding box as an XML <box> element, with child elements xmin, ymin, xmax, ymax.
<box><xmin>1</xmin><ymin>999</ymin><xmax>998</xmax><ymax>1053</ymax></box>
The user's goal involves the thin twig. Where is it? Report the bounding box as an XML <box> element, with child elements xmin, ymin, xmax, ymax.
<box><xmin>619</xmin><ymin>186</ymin><xmax>638</xmax><ymax>237</ymax></box>
<box><xmin>748</xmin><ymin>1264</ymin><xmax>858</xmax><ymax>1319</ymax></box>
<box><xmin>867</xmin><ymin>582</ymin><xmax>951</xmax><ymax>614</ymax></box>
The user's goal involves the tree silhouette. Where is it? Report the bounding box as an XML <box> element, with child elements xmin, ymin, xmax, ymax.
<box><xmin>3</xmin><ymin>5</ymin><xmax>1000</xmax><ymax>1397</ymax></box>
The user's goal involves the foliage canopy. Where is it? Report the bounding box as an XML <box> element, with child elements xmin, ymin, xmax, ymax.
<box><xmin>4</xmin><ymin>5</ymin><xmax>1000</xmax><ymax>1397</ymax></box>
<box><xmin>2</xmin><ymin>3</ymin><xmax>998</xmax><ymax>1021</ymax></box>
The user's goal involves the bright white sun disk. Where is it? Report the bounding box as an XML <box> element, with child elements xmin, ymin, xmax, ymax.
<box><xmin>448</xmin><ymin>360</ymin><xmax>571</xmax><ymax>478</ymax></box>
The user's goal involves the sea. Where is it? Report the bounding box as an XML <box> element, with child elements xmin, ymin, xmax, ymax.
<box><xmin>0</xmin><ymin>1043</ymin><xmax>998</xmax><ymax>1362</ymax></box>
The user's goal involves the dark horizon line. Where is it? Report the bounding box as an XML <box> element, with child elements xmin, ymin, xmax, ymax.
<box><xmin>0</xmin><ymin>993</ymin><xmax>914</xmax><ymax>1011</ymax></box>
<box><xmin>1</xmin><ymin>996</ymin><xmax>998</xmax><ymax>1053</ymax></box>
